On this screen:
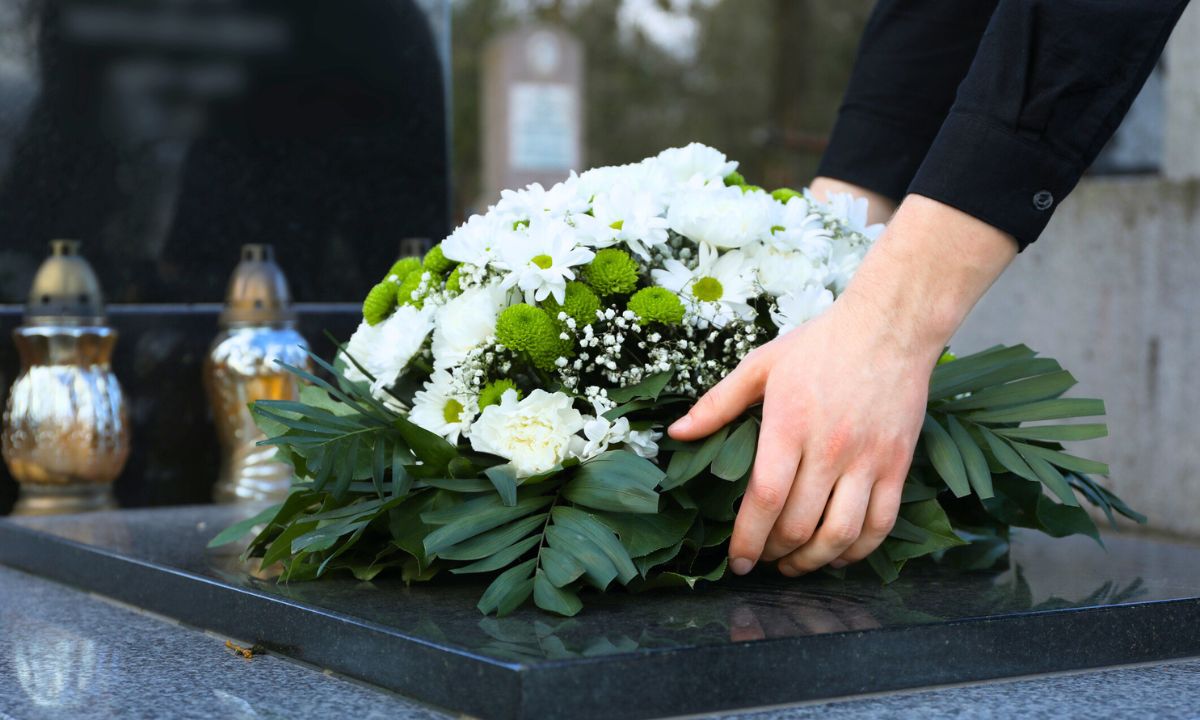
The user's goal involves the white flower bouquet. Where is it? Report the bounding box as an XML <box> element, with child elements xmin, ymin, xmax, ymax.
<box><xmin>211</xmin><ymin>144</ymin><xmax>1142</xmax><ymax>617</ymax></box>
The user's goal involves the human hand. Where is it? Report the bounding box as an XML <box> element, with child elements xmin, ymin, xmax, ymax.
<box><xmin>669</xmin><ymin>195</ymin><xmax>1018</xmax><ymax>576</ymax></box>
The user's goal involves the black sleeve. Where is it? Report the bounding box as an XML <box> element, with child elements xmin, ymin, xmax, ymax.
<box><xmin>908</xmin><ymin>0</ymin><xmax>1189</xmax><ymax>249</ymax></box>
<box><xmin>817</xmin><ymin>1</ymin><xmax>999</xmax><ymax>204</ymax></box>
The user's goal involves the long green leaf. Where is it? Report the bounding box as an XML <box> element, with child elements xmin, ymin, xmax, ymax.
<box><xmin>477</xmin><ymin>559</ymin><xmax>536</xmax><ymax>616</ymax></box>
<box><xmin>921</xmin><ymin>415</ymin><xmax>970</xmax><ymax>497</ymax></box>
<box><xmin>545</xmin><ymin>525</ymin><xmax>618</xmax><ymax>590</ymax></box>
<box><xmin>966</xmin><ymin>398</ymin><xmax>1105</xmax><ymax>424</ymax></box>
<box><xmin>937</xmin><ymin>370</ymin><xmax>1077</xmax><ymax>411</ymax></box>
<box><xmin>539</xmin><ymin>546</ymin><xmax>585</xmax><ymax>587</ymax></box>
<box><xmin>606</xmin><ymin>370</ymin><xmax>674</xmax><ymax>404</ymax></box>
<box><xmin>929</xmin><ymin>357</ymin><xmax>1062</xmax><ymax>401</ymax></box>
<box><xmin>1014</xmin><ymin>443</ymin><xmax>1079</xmax><ymax>506</ymax></box>
<box><xmin>980</xmin><ymin>426</ymin><xmax>1040</xmax><ymax>483</ymax></box>
<box><xmin>995</xmin><ymin>424</ymin><xmax>1109</xmax><ymax>442</ymax></box>
<box><xmin>534</xmin><ymin>571</ymin><xmax>583</xmax><ymax>616</ymax></box>
<box><xmin>424</xmin><ymin>496</ymin><xmax>553</xmax><ymax>555</ymax></box>
<box><xmin>946</xmin><ymin>416</ymin><xmax>993</xmax><ymax>499</ymax></box>
<box><xmin>451</xmin><ymin>535</ymin><xmax>541</xmax><ymax>574</ymax></box>
<box><xmin>206</xmin><ymin>504</ymin><xmax>281</xmax><ymax>548</ymax></box>
<box><xmin>663</xmin><ymin>427</ymin><xmax>728</xmax><ymax>490</ymax></box>
<box><xmin>711</xmin><ymin>418</ymin><xmax>758</xmax><ymax>481</ymax></box>
<box><xmin>552</xmin><ymin>507</ymin><xmax>638</xmax><ymax>584</ymax></box>
<box><xmin>1015</xmin><ymin>443</ymin><xmax>1110</xmax><ymax>476</ymax></box>
<box><xmin>440</xmin><ymin>513</ymin><xmax>547</xmax><ymax>561</ymax></box>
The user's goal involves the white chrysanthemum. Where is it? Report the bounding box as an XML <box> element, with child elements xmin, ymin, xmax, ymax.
<box><xmin>666</xmin><ymin>183</ymin><xmax>775</xmax><ymax>250</ymax></box>
<box><xmin>771</xmin><ymin>197</ymin><xmax>833</xmax><ymax>259</ymax></box>
<box><xmin>341</xmin><ymin>305</ymin><xmax>434</xmax><ymax>395</ymax></box>
<box><xmin>744</xmin><ymin>241</ymin><xmax>827</xmax><ymax>297</ymax></box>
<box><xmin>409</xmin><ymin>370</ymin><xmax>478</xmax><ymax>444</ymax></box>
<box><xmin>443</xmin><ymin>213</ymin><xmax>508</xmax><ymax>265</ymax></box>
<box><xmin>824</xmin><ymin>241</ymin><xmax>868</xmax><ymax>294</ymax></box>
<box><xmin>495</xmin><ymin>179</ymin><xmax>590</xmax><ymax>220</ymax></box>
<box><xmin>771</xmin><ymin>285</ymin><xmax>835</xmax><ymax>334</ymax></box>
<box><xmin>809</xmin><ymin>190</ymin><xmax>886</xmax><ymax>241</ymax></box>
<box><xmin>494</xmin><ymin>217</ymin><xmax>595</xmax><ymax>304</ymax></box>
<box><xmin>469</xmin><ymin>389</ymin><xmax>585</xmax><ymax>477</ymax></box>
<box><xmin>652</xmin><ymin>243</ymin><xmax>756</xmax><ymax>327</ymax></box>
<box><xmin>431</xmin><ymin>283</ymin><xmax>507</xmax><ymax>370</ymax></box>
<box><xmin>570</xmin><ymin>415</ymin><xmax>633</xmax><ymax>461</ymax></box>
<box><xmin>652</xmin><ymin>143</ymin><xmax>738</xmax><ymax>184</ymax></box>
<box><xmin>592</xmin><ymin>185</ymin><xmax>670</xmax><ymax>259</ymax></box>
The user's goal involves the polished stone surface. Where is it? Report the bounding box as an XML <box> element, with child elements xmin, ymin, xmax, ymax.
<box><xmin>2</xmin><ymin>506</ymin><xmax>1199</xmax><ymax>719</ymax></box>
<box><xmin>2</xmin><ymin>564</ymin><xmax>1199</xmax><ymax>720</ymax></box>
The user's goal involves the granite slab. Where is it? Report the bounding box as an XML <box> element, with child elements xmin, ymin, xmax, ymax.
<box><xmin>1</xmin><ymin>506</ymin><xmax>1199</xmax><ymax>719</ymax></box>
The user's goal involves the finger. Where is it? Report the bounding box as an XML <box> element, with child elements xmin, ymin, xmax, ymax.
<box><xmin>729</xmin><ymin>605</ymin><xmax>766</xmax><ymax>643</ymax></box>
<box><xmin>668</xmin><ymin>351</ymin><xmax>768</xmax><ymax>441</ymax></box>
<box><xmin>778</xmin><ymin>473</ymin><xmax>872</xmax><ymax>576</ymax></box>
<box><xmin>760</xmin><ymin>455</ymin><xmax>837</xmax><ymax>561</ymax></box>
<box><xmin>727</xmin><ymin>408</ymin><xmax>802</xmax><ymax>575</ymax></box>
<box><xmin>831</xmin><ymin>476</ymin><xmax>903</xmax><ymax>567</ymax></box>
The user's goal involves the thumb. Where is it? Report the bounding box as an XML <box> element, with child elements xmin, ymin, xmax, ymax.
<box><xmin>669</xmin><ymin>353</ymin><xmax>767</xmax><ymax>441</ymax></box>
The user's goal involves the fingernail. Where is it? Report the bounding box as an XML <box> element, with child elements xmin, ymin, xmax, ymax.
<box><xmin>669</xmin><ymin>415</ymin><xmax>693</xmax><ymax>434</ymax></box>
<box><xmin>829</xmin><ymin>559</ymin><xmax>848</xmax><ymax>569</ymax></box>
<box><xmin>730</xmin><ymin>557</ymin><xmax>754</xmax><ymax>576</ymax></box>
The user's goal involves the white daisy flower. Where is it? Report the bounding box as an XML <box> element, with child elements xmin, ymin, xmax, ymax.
<box><xmin>409</xmin><ymin>370</ymin><xmax>478</xmax><ymax>444</ymax></box>
<box><xmin>666</xmin><ymin>183</ymin><xmax>775</xmax><ymax>250</ymax></box>
<box><xmin>588</xmin><ymin>185</ymin><xmax>671</xmax><ymax>260</ymax></box>
<box><xmin>494</xmin><ymin>217</ymin><xmax>595</xmax><ymax>304</ymax></box>
<box><xmin>652</xmin><ymin>243</ymin><xmax>756</xmax><ymax>327</ymax></box>
<box><xmin>443</xmin><ymin>213</ymin><xmax>508</xmax><ymax>265</ymax></box>
<box><xmin>771</xmin><ymin>285</ymin><xmax>835</xmax><ymax>334</ymax></box>
<box><xmin>770</xmin><ymin>197</ymin><xmax>833</xmax><ymax>260</ymax></box>
<box><xmin>495</xmin><ymin>179</ymin><xmax>590</xmax><ymax>221</ymax></box>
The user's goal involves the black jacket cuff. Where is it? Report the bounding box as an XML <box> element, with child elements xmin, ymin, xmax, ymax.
<box><xmin>907</xmin><ymin>112</ymin><xmax>1083</xmax><ymax>250</ymax></box>
<box><xmin>816</xmin><ymin>108</ymin><xmax>941</xmax><ymax>204</ymax></box>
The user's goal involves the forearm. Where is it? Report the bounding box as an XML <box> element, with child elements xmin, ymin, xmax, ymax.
<box><xmin>839</xmin><ymin>194</ymin><xmax>1018</xmax><ymax>357</ymax></box>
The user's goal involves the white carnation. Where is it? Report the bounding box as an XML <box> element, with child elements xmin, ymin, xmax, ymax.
<box><xmin>431</xmin><ymin>283</ymin><xmax>507</xmax><ymax>370</ymax></box>
<box><xmin>744</xmin><ymin>241</ymin><xmax>826</xmax><ymax>297</ymax></box>
<box><xmin>340</xmin><ymin>304</ymin><xmax>433</xmax><ymax>393</ymax></box>
<box><xmin>666</xmin><ymin>183</ymin><xmax>775</xmax><ymax>250</ymax></box>
<box><xmin>469</xmin><ymin>389</ymin><xmax>585</xmax><ymax>477</ymax></box>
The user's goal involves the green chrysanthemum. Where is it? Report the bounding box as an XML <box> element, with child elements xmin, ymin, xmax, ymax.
<box><xmin>740</xmin><ymin>184</ymin><xmax>765</xmax><ymax>194</ymax></box>
<box><xmin>423</xmin><ymin>244</ymin><xmax>456</xmax><ymax>275</ymax></box>
<box><xmin>771</xmin><ymin>188</ymin><xmax>802</xmax><ymax>203</ymax></box>
<box><xmin>583</xmin><ymin>248</ymin><xmax>639</xmax><ymax>297</ymax></box>
<box><xmin>386</xmin><ymin>256</ymin><xmax>422</xmax><ymax>282</ymax></box>
<box><xmin>479</xmin><ymin>379</ymin><xmax>521</xmax><ymax>409</ymax></box>
<box><xmin>445</xmin><ymin>265</ymin><xmax>463</xmax><ymax>293</ymax></box>
<box><xmin>627</xmin><ymin>287</ymin><xmax>685</xmax><ymax>326</ymax></box>
<box><xmin>496</xmin><ymin>304</ymin><xmax>565</xmax><ymax>371</ymax></box>
<box><xmin>362</xmin><ymin>282</ymin><xmax>397</xmax><ymax>326</ymax></box>
<box><xmin>723</xmin><ymin>170</ymin><xmax>746</xmax><ymax>187</ymax></box>
<box><xmin>542</xmin><ymin>281</ymin><xmax>601</xmax><ymax>326</ymax></box>
<box><xmin>396</xmin><ymin>271</ymin><xmax>426</xmax><ymax>308</ymax></box>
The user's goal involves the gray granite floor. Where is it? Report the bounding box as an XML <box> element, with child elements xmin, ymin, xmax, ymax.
<box><xmin>0</xmin><ymin>564</ymin><xmax>1198</xmax><ymax>720</ymax></box>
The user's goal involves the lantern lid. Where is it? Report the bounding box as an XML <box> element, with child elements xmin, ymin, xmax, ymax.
<box><xmin>219</xmin><ymin>244</ymin><xmax>296</xmax><ymax>327</ymax></box>
<box><xmin>24</xmin><ymin>240</ymin><xmax>107</xmax><ymax>326</ymax></box>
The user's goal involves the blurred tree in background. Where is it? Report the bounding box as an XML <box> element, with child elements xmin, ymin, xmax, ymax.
<box><xmin>451</xmin><ymin>0</ymin><xmax>873</xmax><ymax>219</ymax></box>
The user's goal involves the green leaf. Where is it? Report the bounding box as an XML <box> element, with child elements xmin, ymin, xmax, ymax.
<box><xmin>371</xmin><ymin>439</ymin><xmax>387</xmax><ymax>499</ymax></box>
<box><xmin>606</xmin><ymin>370</ymin><xmax>674</xmax><ymax>404</ymax></box>
<box><xmin>485</xmin><ymin>464</ymin><xmax>519</xmax><ymax>507</ymax></box>
<box><xmin>980</xmin><ymin>427</ymin><xmax>1040</xmax><ymax>483</ymax></box>
<box><xmin>439</xmin><ymin>513</ymin><xmax>548</xmax><ymax>561</ymax></box>
<box><xmin>477</xmin><ymin>559</ymin><xmax>536</xmax><ymax>616</ymax></box>
<box><xmin>937</xmin><ymin>370</ymin><xmax>1077</xmax><ymax>411</ymax></box>
<box><xmin>865</xmin><ymin>548</ymin><xmax>901</xmax><ymax>583</ymax></box>
<box><xmin>929</xmin><ymin>357</ymin><xmax>1063</xmax><ymax>401</ymax></box>
<box><xmin>1014</xmin><ymin>443</ymin><xmax>1110</xmax><ymax>476</ymax></box>
<box><xmin>921</xmin><ymin>415</ymin><xmax>970</xmax><ymax>497</ymax></box>
<box><xmin>882</xmin><ymin>499</ymin><xmax>966</xmax><ymax>562</ymax></box>
<box><xmin>631</xmin><ymin>558</ymin><xmax>727</xmax><ymax>592</ymax></box>
<box><xmin>595</xmin><ymin>508</ymin><xmax>696</xmax><ymax>557</ymax></box>
<box><xmin>928</xmin><ymin>344</ymin><xmax>1038</xmax><ymax>398</ymax></box>
<box><xmin>966</xmin><ymin>398</ymin><xmax>1105</xmax><ymax>424</ymax></box>
<box><xmin>545</xmin><ymin>525</ymin><xmax>618</xmax><ymax>590</ymax></box>
<box><xmin>995</xmin><ymin>424</ymin><xmax>1109</xmax><ymax>442</ymax></box>
<box><xmin>540</xmin><ymin>546</ymin><xmax>585</xmax><ymax>587</ymax></box>
<box><xmin>1013</xmin><ymin>442</ymin><xmax>1080</xmax><ymax>506</ymax></box>
<box><xmin>261</xmin><ymin>521</ymin><xmax>316</xmax><ymax>567</ymax></box>
<box><xmin>394</xmin><ymin>415</ymin><xmax>459</xmax><ymax>471</ymax></box>
<box><xmin>945</xmin><ymin>416</ymin><xmax>993</xmax><ymax>499</ymax></box>
<box><xmin>451</xmin><ymin>535</ymin><xmax>541</xmax><ymax>574</ymax></box>
<box><xmin>551</xmin><ymin>507</ymin><xmax>638</xmax><ymax>584</ymax></box>
<box><xmin>662</xmin><ymin>426</ymin><xmax>729</xmax><ymax>490</ymax></box>
<box><xmin>711</xmin><ymin>418</ymin><xmax>758</xmax><ymax>481</ymax></box>
<box><xmin>900</xmin><ymin>482</ymin><xmax>939</xmax><ymax>503</ymax></box>
<box><xmin>534</xmin><ymin>571</ymin><xmax>583</xmax><ymax>616</ymax></box>
<box><xmin>563</xmin><ymin>451</ymin><xmax>663</xmax><ymax>514</ymax></box>
<box><xmin>424</xmin><ymin>496</ymin><xmax>553</xmax><ymax>555</ymax></box>
<box><xmin>207</xmin><ymin>504</ymin><xmax>281</xmax><ymax>548</ymax></box>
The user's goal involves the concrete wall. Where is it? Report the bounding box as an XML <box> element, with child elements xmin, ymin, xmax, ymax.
<box><xmin>952</xmin><ymin>177</ymin><xmax>1200</xmax><ymax>537</ymax></box>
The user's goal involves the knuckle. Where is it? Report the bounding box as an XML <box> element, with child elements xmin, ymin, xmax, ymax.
<box><xmin>864</xmin><ymin>511</ymin><xmax>897</xmax><ymax>537</ymax></box>
<box><xmin>823</xmin><ymin>520</ymin><xmax>861</xmax><ymax>547</ymax></box>
<box><xmin>776</xmin><ymin>520</ymin><xmax>815</xmax><ymax>547</ymax></box>
<box><xmin>746</xmin><ymin>482</ymin><xmax>787</xmax><ymax>512</ymax></box>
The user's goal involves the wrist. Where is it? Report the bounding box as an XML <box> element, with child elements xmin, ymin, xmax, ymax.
<box><xmin>838</xmin><ymin>194</ymin><xmax>1018</xmax><ymax>357</ymax></box>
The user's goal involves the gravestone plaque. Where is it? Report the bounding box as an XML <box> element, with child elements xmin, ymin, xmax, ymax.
<box><xmin>482</xmin><ymin>26</ymin><xmax>584</xmax><ymax>205</ymax></box>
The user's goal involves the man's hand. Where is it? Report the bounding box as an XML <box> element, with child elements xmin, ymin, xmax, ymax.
<box><xmin>669</xmin><ymin>194</ymin><xmax>1018</xmax><ymax>576</ymax></box>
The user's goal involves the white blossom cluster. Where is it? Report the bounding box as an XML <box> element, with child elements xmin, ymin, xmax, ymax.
<box><xmin>339</xmin><ymin>144</ymin><xmax>882</xmax><ymax>479</ymax></box>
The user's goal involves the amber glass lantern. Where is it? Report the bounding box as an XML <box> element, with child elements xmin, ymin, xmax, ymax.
<box><xmin>2</xmin><ymin>240</ymin><xmax>130</xmax><ymax>515</ymax></box>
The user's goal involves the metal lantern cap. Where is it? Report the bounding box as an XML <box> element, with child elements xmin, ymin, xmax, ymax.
<box><xmin>219</xmin><ymin>244</ymin><xmax>296</xmax><ymax>327</ymax></box>
<box><xmin>24</xmin><ymin>239</ymin><xmax>107</xmax><ymax>326</ymax></box>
